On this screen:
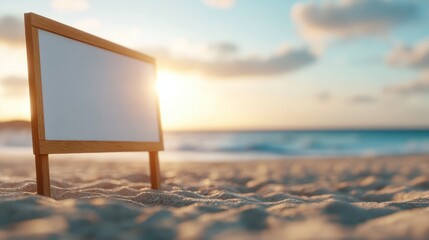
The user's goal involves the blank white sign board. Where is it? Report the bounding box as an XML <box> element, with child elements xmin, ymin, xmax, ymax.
<box><xmin>26</xmin><ymin>13</ymin><xmax>163</xmax><ymax>197</ymax></box>
<box><xmin>38</xmin><ymin>29</ymin><xmax>160</xmax><ymax>142</ymax></box>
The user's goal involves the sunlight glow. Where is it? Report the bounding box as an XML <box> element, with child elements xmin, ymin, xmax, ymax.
<box><xmin>156</xmin><ymin>70</ymin><xmax>198</xmax><ymax>130</ymax></box>
<box><xmin>156</xmin><ymin>71</ymin><xmax>182</xmax><ymax>102</ymax></box>
<box><xmin>0</xmin><ymin>98</ymin><xmax>30</xmax><ymax>121</ymax></box>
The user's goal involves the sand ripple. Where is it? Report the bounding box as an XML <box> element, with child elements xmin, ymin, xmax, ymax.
<box><xmin>0</xmin><ymin>156</ymin><xmax>429</xmax><ymax>239</ymax></box>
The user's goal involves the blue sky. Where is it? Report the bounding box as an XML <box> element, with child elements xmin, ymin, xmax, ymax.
<box><xmin>0</xmin><ymin>0</ymin><xmax>429</xmax><ymax>130</ymax></box>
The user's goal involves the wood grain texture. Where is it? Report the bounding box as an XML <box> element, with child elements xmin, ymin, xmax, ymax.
<box><xmin>25</xmin><ymin>14</ymin><xmax>41</xmax><ymax>154</ymax></box>
<box><xmin>31</xmin><ymin>27</ymin><xmax>46</xmax><ymax>142</ymax></box>
<box><xmin>39</xmin><ymin>140</ymin><xmax>164</xmax><ymax>154</ymax></box>
<box><xmin>27</xmin><ymin>12</ymin><xmax>155</xmax><ymax>64</ymax></box>
<box><xmin>25</xmin><ymin>12</ymin><xmax>164</xmax><ymax>197</ymax></box>
<box><xmin>25</xmin><ymin>12</ymin><xmax>164</xmax><ymax>154</ymax></box>
<box><xmin>35</xmin><ymin>154</ymin><xmax>51</xmax><ymax>197</ymax></box>
<box><xmin>149</xmin><ymin>152</ymin><xmax>161</xmax><ymax>190</ymax></box>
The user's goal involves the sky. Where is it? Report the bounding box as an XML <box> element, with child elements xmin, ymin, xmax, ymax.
<box><xmin>0</xmin><ymin>0</ymin><xmax>429</xmax><ymax>130</ymax></box>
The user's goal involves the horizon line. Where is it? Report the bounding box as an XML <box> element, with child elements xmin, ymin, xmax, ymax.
<box><xmin>2</xmin><ymin>119</ymin><xmax>429</xmax><ymax>132</ymax></box>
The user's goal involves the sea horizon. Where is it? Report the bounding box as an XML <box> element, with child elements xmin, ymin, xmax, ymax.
<box><xmin>2</xmin><ymin>119</ymin><xmax>429</xmax><ymax>132</ymax></box>
<box><xmin>1</xmin><ymin>123</ymin><xmax>428</xmax><ymax>161</ymax></box>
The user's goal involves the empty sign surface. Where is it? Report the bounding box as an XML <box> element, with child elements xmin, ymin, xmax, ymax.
<box><xmin>38</xmin><ymin>29</ymin><xmax>160</xmax><ymax>142</ymax></box>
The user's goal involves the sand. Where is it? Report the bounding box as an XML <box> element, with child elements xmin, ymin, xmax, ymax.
<box><xmin>0</xmin><ymin>155</ymin><xmax>429</xmax><ymax>239</ymax></box>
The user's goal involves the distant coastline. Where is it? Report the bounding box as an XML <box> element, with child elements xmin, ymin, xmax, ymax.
<box><xmin>1</xmin><ymin>120</ymin><xmax>429</xmax><ymax>133</ymax></box>
<box><xmin>0</xmin><ymin>120</ymin><xmax>31</xmax><ymax>131</ymax></box>
<box><xmin>165</xmin><ymin>128</ymin><xmax>429</xmax><ymax>134</ymax></box>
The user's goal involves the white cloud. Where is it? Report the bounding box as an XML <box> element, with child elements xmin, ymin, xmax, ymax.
<box><xmin>385</xmin><ymin>73</ymin><xmax>429</xmax><ymax>96</ymax></box>
<box><xmin>164</xmin><ymin>38</ymin><xmax>238</xmax><ymax>61</ymax></box>
<box><xmin>291</xmin><ymin>0</ymin><xmax>419</xmax><ymax>44</ymax></box>
<box><xmin>204</xmin><ymin>0</ymin><xmax>235</xmax><ymax>9</ymax></box>
<box><xmin>51</xmin><ymin>0</ymin><xmax>89</xmax><ymax>11</ymax></box>
<box><xmin>146</xmin><ymin>43</ymin><xmax>316</xmax><ymax>78</ymax></box>
<box><xmin>208</xmin><ymin>42</ymin><xmax>238</xmax><ymax>57</ymax></box>
<box><xmin>387</xmin><ymin>40</ymin><xmax>429</xmax><ymax>69</ymax></box>
<box><xmin>0</xmin><ymin>76</ymin><xmax>28</xmax><ymax>98</ymax></box>
<box><xmin>0</xmin><ymin>15</ymin><xmax>24</xmax><ymax>47</ymax></box>
<box><xmin>316</xmin><ymin>91</ymin><xmax>332</xmax><ymax>102</ymax></box>
<box><xmin>385</xmin><ymin>39</ymin><xmax>429</xmax><ymax>97</ymax></box>
<box><xmin>349</xmin><ymin>95</ymin><xmax>377</xmax><ymax>104</ymax></box>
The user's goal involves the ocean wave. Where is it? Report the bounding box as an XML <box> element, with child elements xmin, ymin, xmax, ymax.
<box><xmin>1</xmin><ymin>128</ymin><xmax>429</xmax><ymax>158</ymax></box>
<box><xmin>168</xmin><ymin>130</ymin><xmax>429</xmax><ymax>157</ymax></box>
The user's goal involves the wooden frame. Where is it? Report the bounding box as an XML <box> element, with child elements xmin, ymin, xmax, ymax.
<box><xmin>24</xmin><ymin>13</ymin><xmax>164</xmax><ymax>197</ymax></box>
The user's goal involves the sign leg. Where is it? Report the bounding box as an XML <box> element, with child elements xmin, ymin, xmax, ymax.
<box><xmin>35</xmin><ymin>154</ymin><xmax>51</xmax><ymax>197</ymax></box>
<box><xmin>149</xmin><ymin>152</ymin><xmax>161</xmax><ymax>190</ymax></box>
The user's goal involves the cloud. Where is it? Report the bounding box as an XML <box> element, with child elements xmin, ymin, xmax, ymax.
<box><xmin>385</xmin><ymin>73</ymin><xmax>429</xmax><ymax>95</ymax></box>
<box><xmin>51</xmin><ymin>0</ymin><xmax>89</xmax><ymax>11</ymax></box>
<box><xmin>386</xmin><ymin>39</ymin><xmax>429</xmax><ymax>69</ymax></box>
<box><xmin>161</xmin><ymin>39</ymin><xmax>239</xmax><ymax>60</ymax></box>
<box><xmin>204</xmin><ymin>0</ymin><xmax>235</xmax><ymax>9</ymax></box>
<box><xmin>148</xmin><ymin>46</ymin><xmax>316</xmax><ymax>78</ymax></box>
<box><xmin>0</xmin><ymin>76</ymin><xmax>28</xmax><ymax>97</ymax></box>
<box><xmin>208</xmin><ymin>42</ymin><xmax>238</xmax><ymax>57</ymax></box>
<box><xmin>349</xmin><ymin>95</ymin><xmax>377</xmax><ymax>103</ymax></box>
<box><xmin>0</xmin><ymin>15</ymin><xmax>24</xmax><ymax>47</ymax></box>
<box><xmin>291</xmin><ymin>0</ymin><xmax>419</xmax><ymax>42</ymax></box>
<box><xmin>316</xmin><ymin>91</ymin><xmax>332</xmax><ymax>102</ymax></box>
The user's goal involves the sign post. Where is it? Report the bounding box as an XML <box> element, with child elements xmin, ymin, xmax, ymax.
<box><xmin>25</xmin><ymin>13</ymin><xmax>163</xmax><ymax>197</ymax></box>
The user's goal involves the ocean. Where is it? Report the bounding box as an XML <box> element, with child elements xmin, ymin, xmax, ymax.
<box><xmin>1</xmin><ymin>128</ymin><xmax>428</xmax><ymax>161</ymax></box>
<box><xmin>162</xmin><ymin>130</ymin><xmax>429</xmax><ymax>161</ymax></box>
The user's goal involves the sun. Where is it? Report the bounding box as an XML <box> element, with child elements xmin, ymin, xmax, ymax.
<box><xmin>156</xmin><ymin>70</ymin><xmax>199</xmax><ymax>130</ymax></box>
<box><xmin>156</xmin><ymin>71</ymin><xmax>181</xmax><ymax>101</ymax></box>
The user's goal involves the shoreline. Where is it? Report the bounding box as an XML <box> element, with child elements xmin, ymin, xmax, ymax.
<box><xmin>2</xmin><ymin>147</ymin><xmax>429</xmax><ymax>163</ymax></box>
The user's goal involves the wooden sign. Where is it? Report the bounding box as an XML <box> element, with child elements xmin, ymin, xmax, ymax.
<box><xmin>24</xmin><ymin>13</ymin><xmax>163</xmax><ymax>197</ymax></box>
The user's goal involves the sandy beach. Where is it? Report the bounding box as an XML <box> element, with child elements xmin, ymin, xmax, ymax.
<box><xmin>0</xmin><ymin>155</ymin><xmax>428</xmax><ymax>239</ymax></box>
<box><xmin>2</xmin><ymin>0</ymin><xmax>429</xmax><ymax>239</ymax></box>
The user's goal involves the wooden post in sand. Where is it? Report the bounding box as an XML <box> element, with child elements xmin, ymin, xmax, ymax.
<box><xmin>35</xmin><ymin>154</ymin><xmax>51</xmax><ymax>197</ymax></box>
<box><xmin>149</xmin><ymin>152</ymin><xmax>161</xmax><ymax>189</ymax></box>
<box><xmin>25</xmin><ymin>12</ymin><xmax>163</xmax><ymax>197</ymax></box>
